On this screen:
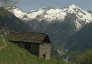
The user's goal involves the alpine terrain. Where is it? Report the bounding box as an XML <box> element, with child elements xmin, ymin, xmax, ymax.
<box><xmin>7</xmin><ymin>4</ymin><xmax>92</xmax><ymax>55</ymax></box>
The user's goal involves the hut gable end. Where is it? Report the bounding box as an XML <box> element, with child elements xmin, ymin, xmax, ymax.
<box><xmin>42</xmin><ymin>35</ymin><xmax>51</xmax><ymax>43</ymax></box>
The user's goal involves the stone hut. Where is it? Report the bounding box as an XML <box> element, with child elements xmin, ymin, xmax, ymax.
<box><xmin>5</xmin><ymin>32</ymin><xmax>51</xmax><ymax>60</ymax></box>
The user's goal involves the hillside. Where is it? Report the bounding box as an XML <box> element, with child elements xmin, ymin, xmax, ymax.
<box><xmin>0</xmin><ymin>37</ymin><xmax>66</xmax><ymax>64</ymax></box>
<box><xmin>65</xmin><ymin>22</ymin><xmax>92</xmax><ymax>51</ymax></box>
<box><xmin>0</xmin><ymin>7</ymin><xmax>30</xmax><ymax>32</ymax></box>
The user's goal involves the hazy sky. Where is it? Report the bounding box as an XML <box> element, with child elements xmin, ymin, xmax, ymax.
<box><xmin>17</xmin><ymin>0</ymin><xmax>92</xmax><ymax>11</ymax></box>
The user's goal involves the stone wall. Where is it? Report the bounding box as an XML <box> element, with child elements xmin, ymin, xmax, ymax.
<box><xmin>39</xmin><ymin>43</ymin><xmax>51</xmax><ymax>60</ymax></box>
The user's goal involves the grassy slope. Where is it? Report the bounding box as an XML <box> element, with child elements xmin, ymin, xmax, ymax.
<box><xmin>0</xmin><ymin>37</ymin><xmax>65</xmax><ymax>64</ymax></box>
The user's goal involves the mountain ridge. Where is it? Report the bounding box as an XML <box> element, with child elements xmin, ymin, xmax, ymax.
<box><xmin>7</xmin><ymin>4</ymin><xmax>92</xmax><ymax>30</ymax></box>
<box><xmin>8</xmin><ymin>4</ymin><xmax>92</xmax><ymax>21</ymax></box>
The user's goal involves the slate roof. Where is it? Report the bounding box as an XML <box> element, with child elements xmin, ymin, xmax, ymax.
<box><xmin>5</xmin><ymin>32</ymin><xmax>47</xmax><ymax>43</ymax></box>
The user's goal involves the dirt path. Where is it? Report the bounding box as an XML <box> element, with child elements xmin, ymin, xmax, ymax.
<box><xmin>0</xmin><ymin>38</ymin><xmax>7</xmax><ymax>50</ymax></box>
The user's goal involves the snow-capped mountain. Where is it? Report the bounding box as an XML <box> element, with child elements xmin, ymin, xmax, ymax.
<box><xmin>8</xmin><ymin>4</ymin><xmax>92</xmax><ymax>24</ymax></box>
<box><xmin>7</xmin><ymin>4</ymin><xmax>92</xmax><ymax>53</ymax></box>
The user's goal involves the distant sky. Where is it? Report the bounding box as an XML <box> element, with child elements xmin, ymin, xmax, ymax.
<box><xmin>17</xmin><ymin>0</ymin><xmax>92</xmax><ymax>11</ymax></box>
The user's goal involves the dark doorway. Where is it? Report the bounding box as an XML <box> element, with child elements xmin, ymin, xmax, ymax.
<box><xmin>25</xmin><ymin>43</ymin><xmax>30</xmax><ymax>50</ymax></box>
<box><xmin>43</xmin><ymin>54</ymin><xmax>46</xmax><ymax>59</ymax></box>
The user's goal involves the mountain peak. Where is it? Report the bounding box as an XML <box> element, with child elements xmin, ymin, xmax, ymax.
<box><xmin>8</xmin><ymin>4</ymin><xmax>92</xmax><ymax>24</ymax></box>
<box><xmin>69</xmin><ymin>4</ymin><xmax>77</xmax><ymax>7</ymax></box>
<box><xmin>66</xmin><ymin>4</ymin><xmax>81</xmax><ymax>11</ymax></box>
<box><xmin>68</xmin><ymin>4</ymin><xmax>79</xmax><ymax>9</ymax></box>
